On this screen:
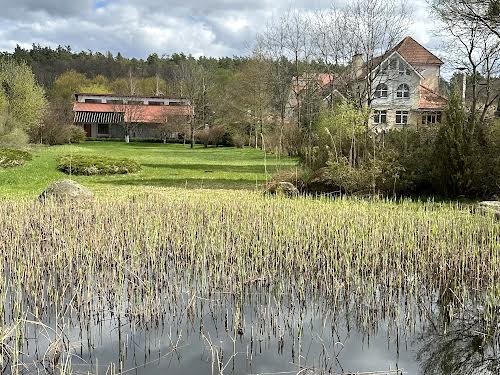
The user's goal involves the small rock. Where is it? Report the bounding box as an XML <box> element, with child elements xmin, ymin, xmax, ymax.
<box><xmin>39</xmin><ymin>179</ymin><xmax>93</xmax><ymax>203</ymax></box>
<box><xmin>477</xmin><ymin>201</ymin><xmax>500</xmax><ymax>220</ymax></box>
<box><xmin>265</xmin><ymin>181</ymin><xmax>300</xmax><ymax>197</ymax></box>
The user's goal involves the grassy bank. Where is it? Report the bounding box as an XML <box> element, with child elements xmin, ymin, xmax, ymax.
<box><xmin>0</xmin><ymin>141</ymin><xmax>298</xmax><ymax>198</ymax></box>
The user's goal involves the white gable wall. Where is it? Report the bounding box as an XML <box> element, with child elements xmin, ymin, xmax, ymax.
<box><xmin>368</xmin><ymin>55</ymin><xmax>424</xmax><ymax>130</ymax></box>
<box><xmin>413</xmin><ymin>64</ymin><xmax>440</xmax><ymax>92</ymax></box>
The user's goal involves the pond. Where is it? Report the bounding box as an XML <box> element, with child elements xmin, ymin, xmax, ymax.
<box><xmin>5</xmin><ymin>282</ymin><xmax>497</xmax><ymax>374</ymax></box>
<box><xmin>0</xmin><ymin>196</ymin><xmax>498</xmax><ymax>374</ymax></box>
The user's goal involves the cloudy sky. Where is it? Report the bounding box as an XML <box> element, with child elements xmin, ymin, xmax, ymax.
<box><xmin>0</xmin><ymin>0</ymin><xmax>440</xmax><ymax>60</ymax></box>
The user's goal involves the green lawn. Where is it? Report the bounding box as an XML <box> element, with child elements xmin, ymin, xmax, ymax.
<box><xmin>0</xmin><ymin>141</ymin><xmax>298</xmax><ymax>198</ymax></box>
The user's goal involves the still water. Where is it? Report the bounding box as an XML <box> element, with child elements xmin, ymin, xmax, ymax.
<box><xmin>13</xmin><ymin>285</ymin><xmax>498</xmax><ymax>375</ymax></box>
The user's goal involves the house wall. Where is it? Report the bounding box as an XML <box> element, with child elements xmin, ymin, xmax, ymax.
<box><xmin>368</xmin><ymin>109</ymin><xmax>423</xmax><ymax>130</ymax></box>
<box><xmin>83</xmin><ymin>123</ymin><xmax>171</xmax><ymax>140</ymax></box>
<box><xmin>371</xmin><ymin>61</ymin><xmax>421</xmax><ymax>111</ymax></box>
<box><xmin>414</xmin><ymin>64</ymin><xmax>440</xmax><ymax>92</ymax></box>
<box><xmin>367</xmin><ymin>55</ymin><xmax>443</xmax><ymax>130</ymax></box>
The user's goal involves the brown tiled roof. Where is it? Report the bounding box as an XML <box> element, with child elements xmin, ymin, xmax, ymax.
<box><xmin>359</xmin><ymin>37</ymin><xmax>443</xmax><ymax>78</ymax></box>
<box><xmin>419</xmin><ymin>85</ymin><xmax>447</xmax><ymax>110</ymax></box>
<box><xmin>292</xmin><ymin>73</ymin><xmax>335</xmax><ymax>94</ymax></box>
<box><xmin>73</xmin><ymin>102</ymin><xmax>192</xmax><ymax>124</ymax></box>
<box><xmin>393</xmin><ymin>36</ymin><xmax>444</xmax><ymax>66</ymax></box>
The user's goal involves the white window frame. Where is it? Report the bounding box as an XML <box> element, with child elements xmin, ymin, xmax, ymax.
<box><xmin>421</xmin><ymin>112</ymin><xmax>442</xmax><ymax>125</ymax></box>
<box><xmin>373</xmin><ymin>110</ymin><xmax>387</xmax><ymax>124</ymax></box>
<box><xmin>396</xmin><ymin>84</ymin><xmax>410</xmax><ymax>99</ymax></box>
<box><xmin>374</xmin><ymin>83</ymin><xmax>388</xmax><ymax>98</ymax></box>
<box><xmin>395</xmin><ymin>111</ymin><xmax>409</xmax><ymax>126</ymax></box>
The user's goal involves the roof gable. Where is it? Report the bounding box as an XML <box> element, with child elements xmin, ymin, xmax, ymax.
<box><xmin>393</xmin><ymin>37</ymin><xmax>443</xmax><ymax>66</ymax></box>
<box><xmin>373</xmin><ymin>51</ymin><xmax>424</xmax><ymax>79</ymax></box>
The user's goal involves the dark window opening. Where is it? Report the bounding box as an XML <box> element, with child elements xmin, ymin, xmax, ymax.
<box><xmin>396</xmin><ymin>111</ymin><xmax>409</xmax><ymax>125</ymax></box>
<box><xmin>421</xmin><ymin>112</ymin><xmax>442</xmax><ymax>125</ymax></box>
<box><xmin>396</xmin><ymin>84</ymin><xmax>410</xmax><ymax>98</ymax></box>
<box><xmin>85</xmin><ymin>99</ymin><xmax>102</xmax><ymax>104</ymax></box>
<box><xmin>373</xmin><ymin>110</ymin><xmax>387</xmax><ymax>124</ymax></box>
<box><xmin>374</xmin><ymin>83</ymin><xmax>388</xmax><ymax>98</ymax></box>
<box><xmin>98</xmin><ymin>124</ymin><xmax>110</xmax><ymax>135</ymax></box>
<box><xmin>148</xmin><ymin>101</ymin><xmax>164</xmax><ymax>106</ymax></box>
<box><xmin>107</xmin><ymin>99</ymin><xmax>124</xmax><ymax>105</ymax></box>
<box><xmin>389</xmin><ymin>59</ymin><xmax>397</xmax><ymax>70</ymax></box>
<box><xmin>128</xmin><ymin>100</ymin><xmax>143</xmax><ymax>105</ymax></box>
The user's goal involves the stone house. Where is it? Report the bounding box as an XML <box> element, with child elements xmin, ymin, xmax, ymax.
<box><xmin>73</xmin><ymin>93</ymin><xmax>193</xmax><ymax>140</ymax></box>
<box><xmin>347</xmin><ymin>36</ymin><xmax>447</xmax><ymax>131</ymax></box>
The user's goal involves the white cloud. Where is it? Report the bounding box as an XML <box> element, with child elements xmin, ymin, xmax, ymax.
<box><xmin>0</xmin><ymin>0</ymin><xmax>441</xmax><ymax>61</ymax></box>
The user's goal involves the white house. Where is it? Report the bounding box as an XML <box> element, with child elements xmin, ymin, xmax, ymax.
<box><xmin>350</xmin><ymin>37</ymin><xmax>447</xmax><ymax>130</ymax></box>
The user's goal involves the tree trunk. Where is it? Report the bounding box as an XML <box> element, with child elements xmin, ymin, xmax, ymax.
<box><xmin>125</xmin><ymin>135</ymin><xmax>130</xmax><ymax>143</ymax></box>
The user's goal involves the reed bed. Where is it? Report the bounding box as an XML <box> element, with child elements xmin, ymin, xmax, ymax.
<box><xmin>0</xmin><ymin>191</ymin><xmax>498</xmax><ymax>374</ymax></box>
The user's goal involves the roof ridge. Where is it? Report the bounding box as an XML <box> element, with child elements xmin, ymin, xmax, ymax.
<box><xmin>398</xmin><ymin>36</ymin><xmax>444</xmax><ymax>65</ymax></box>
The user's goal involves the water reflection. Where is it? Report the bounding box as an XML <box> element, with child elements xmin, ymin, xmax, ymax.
<box><xmin>417</xmin><ymin>303</ymin><xmax>499</xmax><ymax>375</ymax></box>
<box><xmin>3</xmin><ymin>284</ymin><xmax>497</xmax><ymax>375</ymax></box>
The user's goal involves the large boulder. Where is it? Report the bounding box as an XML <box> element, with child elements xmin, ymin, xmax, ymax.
<box><xmin>265</xmin><ymin>181</ymin><xmax>300</xmax><ymax>197</ymax></box>
<box><xmin>39</xmin><ymin>179</ymin><xmax>93</xmax><ymax>203</ymax></box>
<box><xmin>477</xmin><ymin>201</ymin><xmax>500</xmax><ymax>220</ymax></box>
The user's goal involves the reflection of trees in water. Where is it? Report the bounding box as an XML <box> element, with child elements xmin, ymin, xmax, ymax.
<box><xmin>417</xmin><ymin>291</ymin><xmax>499</xmax><ymax>375</ymax></box>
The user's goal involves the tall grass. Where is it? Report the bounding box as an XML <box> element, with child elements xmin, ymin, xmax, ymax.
<box><xmin>0</xmin><ymin>192</ymin><xmax>498</xmax><ymax>373</ymax></box>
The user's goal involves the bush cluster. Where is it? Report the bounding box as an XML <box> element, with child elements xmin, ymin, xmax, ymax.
<box><xmin>280</xmin><ymin>98</ymin><xmax>500</xmax><ymax>199</ymax></box>
<box><xmin>34</xmin><ymin>124</ymin><xmax>87</xmax><ymax>145</ymax></box>
<box><xmin>0</xmin><ymin>149</ymin><xmax>32</xmax><ymax>168</ymax></box>
<box><xmin>57</xmin><ymin>155</ymin><xmax>141</xmax><ymax>175</ymax></box>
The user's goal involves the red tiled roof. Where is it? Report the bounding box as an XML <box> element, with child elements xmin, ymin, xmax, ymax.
<box><xmin>358</xmin><ymin>37</ymin><xmax>443</xmax><ymax>78</ymax></box>
<box><xmin>73</xmin><ymin>102</ymin><xmax>192</xmax><ymax>124</ymax></box>
<box><xmin>419</xmin><ymin>85</ymin><xmax>447</xmax><ymax>110</ymax></box>
<box><xmin>393</xmin><ymin>36</ymin><xmax>444</xmax><ymax>66</ymax></box>
<box><xmin>292</xmin><ymin>73</ymin><xmax>335</xmax><ymax>94</ymax></box>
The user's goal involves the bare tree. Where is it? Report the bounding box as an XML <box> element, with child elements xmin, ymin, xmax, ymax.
<box><xmin>157</xmin><ymin>114</ymin><xmax>190</xmax><ymax>144</ymax></box>
<box><xmin>227</xmin><ymin>57</ymin><xmax>272</xmax><ymax>149</ymax></box>
<box><xmin>432</xmin><ymin>0</ymin><xmax>500</xmax><ymax>126</ymax></box>
<box><xmin>432</xmin><ymin>0</ymin><xmax>500</xmax><ymax>39</ymax></box>
<box><xmin>255</xmin><ymin>27</ymin><xmax>291</xmax><ymax>154</ymax></box>
<box><xmin>338</xmin><ymin>0</ymin><xmax>411</xmax><ymax>106</ymax></box>
<box><xmin>112</xmin><ymin>100</ymin><xmax>143</xmax><ymax>143</ymax></box>
<box><xmin>174</xmin><ymin>60</ymin><xmax>212</xmax><ymax>148</ymax></box>
<box><xmin>257</xmin><ymin>10</ymin><xmax>314</xmax><ymax>129</ymax></box>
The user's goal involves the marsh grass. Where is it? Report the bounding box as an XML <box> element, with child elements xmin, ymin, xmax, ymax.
<box><xmin>0</xmin><ymin>192</ymin><xmax>498</xmax><ymax>373</ymax></box>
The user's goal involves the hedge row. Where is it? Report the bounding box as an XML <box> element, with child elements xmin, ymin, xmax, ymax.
<box><xmin>0</xmin><ymin>149</ymin><xmax>32</xmax><ymax>168</ymax></box>
<box><xmin>57</xmin><ymin>154</ymin><xmax>141</xmax><ymax>175</ymax></box>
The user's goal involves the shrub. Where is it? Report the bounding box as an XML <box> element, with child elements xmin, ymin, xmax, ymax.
<box><xmin>196</xmin><ymin>125</ymin><xmax>227</xmax><ymax>147</ymax></box>
<box><xmin>57</xmin><ymin>155</ymin><xmax>141</xmax><ymax>175</ymax></box>
<box><xmin>32</xmin><ymin>122</ymin><xmax>87</xmax><ymax>145</ymax></box>
<box><xmin>231</xmin><ymin>133</ymin><xmax>246</xmax><ymax>148</ymax></box>
<box><xmin>0</xmin><ymin>148</ymin><xmax>32</xmax><ymax>168</ymax></box>
<box><xmin>68</xmin><ymin>126</ymin><xmax>86</xmax><ymax>144</ymax></box>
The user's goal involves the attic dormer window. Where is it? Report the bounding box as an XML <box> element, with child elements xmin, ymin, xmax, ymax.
<box><xmin>389</xmin><ymin>59</ymin><xmax>397</xmax><ymax>70</ymax></box>
<box><xmin>380</xmin><ymin>61</ymin><xmax>388</xmax><ymax>73</ymax></box>
<box><xmin>374</xmin><ymin>83</ymin><xmax>388</xmax><ymax>98</ymax></box>
<box><xmin>398</xmin><ymin>61</ymin><xmax>411</xmax><ymax>76</ymax></box>
<box><xmin>396</xmin><ymin>84</ymin><xmax>410</xmax><ymax>98</ymax></box>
